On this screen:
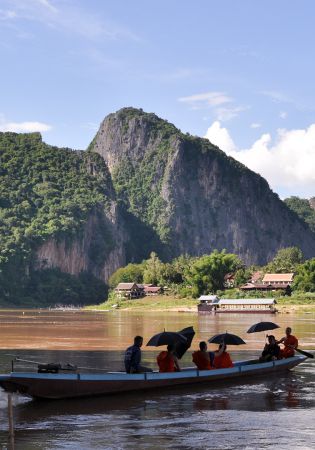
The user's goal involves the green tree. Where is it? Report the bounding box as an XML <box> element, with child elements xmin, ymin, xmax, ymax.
<box><xmin>284</xmin><ymin>196</ymin><xmax>315</xmax><ymax>232</ymax></box>
<box><xmin>158</xmin><ymin>254</ymin><xmax>195</xmax><ymax>285</ymax></box>
<box><xmin>292</xmin><ymin>258</ymin><xmax>315</xmax><ymax>292</ymax></box>
<box><xmin>0</xmin><ymin>132</ymin><xmax>114</xmax><ymax>306</ymax></box>
<box><xmin>265</xmin><ymin>247</ymin><xmax>303</xmax><ymax>273</ymax></box>
<box><xmin>143</xmin><ymin>252</ymin><xmax>164</xmax><ymax>285</ymax></box>
<box><xmin>108</xmin><ymin>263</ymin><xmax>144</xmax><ymax>288</ymax></box>
<box><xmin>233</xmin><ymin>267</ymin><xmax>252</xmax><ymax>287</ymax></box>
<box><xmin>185</xmin><ymin>250</ymin><xmax>242</xmax><ymax>297</ymax></box>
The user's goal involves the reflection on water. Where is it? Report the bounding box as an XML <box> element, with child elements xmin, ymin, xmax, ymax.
<box><xmin>0</xmin><ymin>310</ymin><xmax>314</xmax><ymax>449</ymax></box>
<box><xmin>0</xmin><ymin>352</ymin><xmax>314</xmax><ymax>449</ymax></box>
<box><xmin>0</xmin><ymin>309</ymin><xmax>314</xmax><ymax>350</ymax></box>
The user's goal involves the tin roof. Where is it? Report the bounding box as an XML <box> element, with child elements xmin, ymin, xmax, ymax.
<box><xmin>262</xmin><ymin>273</ymin><xmax>294</xmax><ymax>283</ymax></box>
<box><xmin>144</xmin><ymin>286</ymin><xmax>161</xmax><ymax>292</ymax></box>
<box><xmin>219</xmin><ymin>298</ymin><xmax>276</xmax><ymax>305</ymax></box>
<box><xmin>199</xmin><ymin>295</ymin><xmax>220</xmax><ymax>302</ymax></box>
<box><xmin>115</xmin><ymin>283</ymin><xmax>138</xmax><ymax>290</ymax></box>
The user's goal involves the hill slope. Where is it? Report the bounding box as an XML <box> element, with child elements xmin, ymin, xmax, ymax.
<box><xmin>284</xmin><ymin>196</ymin><xmax>315</xmax><ymax>233</ymax></box>
<box><xmin>0</xmin><ymin>132</ymin><xmax>126</xmax><ymax>305</ymax></box>
<box><xmin>1</xmin><ymin>109</ymin><xmax>315</xmax><ymax>306</ymax></box>
<box><xmin>91</xmin><ymin>107</ymin><xmax>315</xmax><ymax>265</ymax></box>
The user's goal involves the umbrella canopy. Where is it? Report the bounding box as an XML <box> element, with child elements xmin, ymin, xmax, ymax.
<box><xmin>247</xmin><ymin>322</ymin><xmax>280</xmax><ymax>334</ymax></box>
<box><xmin>208</xmin><ymin>332</ymin><xmax>246</xmax><ymax>346</ymax></box>
<box><xmin>146</xmin><ymin>331</ymin><xmax>187</xmax><ymax>347</ymax></box>
<box><xmin>174</xmin><ymin>326</ymin><xmax>195</xmax><ymax>359</ymax></box>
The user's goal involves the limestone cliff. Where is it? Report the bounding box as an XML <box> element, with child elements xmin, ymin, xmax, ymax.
<box><xmin>91</xmin><ymin>107</ymin><xmax>315</xmax><ymax>265</ymax></box>
<box><xmin>35</xmin><ymin>205</ymin><xmax>126</xmax><ymax>283</ymax></box>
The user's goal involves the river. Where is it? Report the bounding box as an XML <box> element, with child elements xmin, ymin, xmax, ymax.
<box><xmin>0</xmin><ymin>309</ymin><xmax>314</xmax><ymax>449</ymax></box>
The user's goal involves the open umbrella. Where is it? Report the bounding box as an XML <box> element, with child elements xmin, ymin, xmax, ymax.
<box><xmin>208</xmin><ymin>332</ymin><xmax>246</xmax><ymax>346</ymax></box>
<box><xmin>175</xmin><ymin>326</ymin><xmax>195</xmax><ymax>359</ymax></box>
<box><xmin>146</xmin><ymin>331</ymin><xmax>187</xmax><ymax>347</ymax></box>
<box><xmin>247</xmin><ymin>322</ymin><xmax>280</xmax><ymax>334</ymax></box>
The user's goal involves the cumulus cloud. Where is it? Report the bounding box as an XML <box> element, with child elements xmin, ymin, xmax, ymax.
<box><xmin>204</xmin><ymin>121</ymin><xmax>236</xmax><ymax>153</ymax></box>
<box><xmin>0</xmin><ymin>121</ymin><xmax>52</xmax><ymax>132</ymax></box>
<box><xmin>204</xmin><ymin>121</ymin><xmax>315</xmax><ymax>197</ymax></box>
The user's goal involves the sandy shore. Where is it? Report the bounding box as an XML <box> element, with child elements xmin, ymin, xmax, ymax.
<box><xmin>117</xmin><ymin>304</ymin><xmax>315</xmax><ymax>313</ymax></box>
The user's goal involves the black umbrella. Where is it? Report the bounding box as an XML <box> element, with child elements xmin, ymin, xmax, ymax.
<box><xmin>175</xmin><ymin>326</ymin><xmax>195</xmax><ymax>359</ymax></box>
<box><xmin>146</xmin><ymin>331</ymin><xmax>187</xmax><ymax>347</ymax></box>
<box><xmin>208</xmin><ymin>332</ymin><xmax>246</xmax><ymax>346</ymax></box>
<box><xmin>247</xmin><ymin>322</ymin><xmax>280</xmax><ymax>334</ymax></box>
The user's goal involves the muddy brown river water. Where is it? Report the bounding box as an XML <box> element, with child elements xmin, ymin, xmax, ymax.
<box><xmin>0</xmin><ymin>309</ymin><xmax>314</xmax><ymax>449</ymax></box>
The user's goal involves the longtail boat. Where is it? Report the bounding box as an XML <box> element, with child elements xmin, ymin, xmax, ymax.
<box><xmin>0</xmin><ymin>355</ymin><xmax>306</xmax><ymax>400</ymax></box>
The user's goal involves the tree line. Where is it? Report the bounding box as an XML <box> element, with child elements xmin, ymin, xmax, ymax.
<box><xmin>109</xmin><ymin>247</ymin><xmax>315</xmax><ymax>297</ymax></box>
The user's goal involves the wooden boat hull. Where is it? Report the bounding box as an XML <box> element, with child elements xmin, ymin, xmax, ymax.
<box><xmin>0</xmin><ymin>356</ymin><xmax>306</xmax><ymax>400</ymax></box>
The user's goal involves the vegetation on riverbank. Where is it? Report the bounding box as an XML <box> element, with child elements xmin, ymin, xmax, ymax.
<box><xmin>86</xmin><ymin>293</ymin><xmax>315</xmax><ymax>312</ymax></box>
<box><xmin>107</xmin><ymin>247</ymin><xmax>315</xmax><ymax>299</ymax></box>
<box><xmin>87</xmin><ymin>246</ymin><xmax>315</xmax><ymax>312</ymax></box>
<box><xmin>86</xmin><ymin>295</ymin><xmax>198</xmax><ymax>311</ymax></box>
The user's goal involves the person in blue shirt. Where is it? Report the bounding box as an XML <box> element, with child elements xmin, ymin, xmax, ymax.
<box><xmin>124</xmin><ymin>336</ymin><xmax>152</xmax><ymax>373</ymax></box>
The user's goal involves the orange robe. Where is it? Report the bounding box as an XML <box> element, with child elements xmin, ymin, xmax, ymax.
<box><xmin>192</xmin><ymin>351</ymin><xmax>212</xmax><ymax>370</ymax></box>
<box><xmin>214</xmin><ymin>352</ymin><xmax>234</xmax><ymax>369</ymax></box>
<box><xmin>281</xmin><ymin>335</ymin><xmax>298</xmax><ymax>358</ymax></box>
<box><xmin>157</xmin><ymin>351</ymin><xmax>175</xmax><ymax>372</ymax></box>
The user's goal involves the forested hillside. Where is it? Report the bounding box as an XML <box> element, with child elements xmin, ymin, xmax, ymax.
<box><xmin>284</xmin><ymin>196</ymin><xmax>315</xmax><ymax>233</ymax></box>
<box><xmin>92</xmin><ymin>108</ymin><xmax>315</xmax><ymax>265</ymax></box>
<box><xmin>0</xmin><ymin>132</ymin><xmax>115</xmax><ymax>306</ymax></box>
<box><xmin>1</xmin><ymin>108</ymin><xmax>315</xmax><ymax>307</ymax></box>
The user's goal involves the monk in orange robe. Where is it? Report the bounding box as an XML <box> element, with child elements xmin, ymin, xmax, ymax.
<box><xmin>157</xmin><ymin>344</ymin><xmax>180</xmax><ymax>372</ymax></box>
<box><xmin>277</xmin><ymin>327</ymin><xmax>298</xmax><ymax>358</ymax></box>
<box><xmin>213</xmin><ymin>343</ymin><xmax>234</xmax><ymax>369</ymax></box>
<box><xmin>192</xmin><ymin>341</ymin><xmax>212</xmax><ymax>370</ymax></box>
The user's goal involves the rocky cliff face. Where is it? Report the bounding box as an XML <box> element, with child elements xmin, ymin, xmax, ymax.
<box><xmin>91</xmin><ymin>107</ymin><xmax>315</xmax><ymax>265</ymax></box>
<box><xmin>35</xmin><ymin>204</ymin><xmax>126</xmax><ymax>283</ymax></box>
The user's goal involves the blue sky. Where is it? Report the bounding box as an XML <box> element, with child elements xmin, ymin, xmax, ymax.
<box><xmin>1</xmin><ymin>0</ymin><xmax>315</xmax><ymax>198</ymax></box>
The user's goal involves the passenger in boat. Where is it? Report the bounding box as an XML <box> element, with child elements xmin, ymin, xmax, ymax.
<box><xmin>259</xmin><ymin>335</ymin><xmax>281</xmax><ymax>362</ymax></box>
<box><xmin>124</xmin><ymin>336</ymin><xmax>152</xmax><ymax>373</ymax></box>
<box><xmin>192</xmin><ymin>341</ymin><xmax>213</xmax><ymax>370</ymax></box>
<box><xmin>277</xmin><ymin>327</ymin><xmax>298</xmax><ymax>358</ymax></box>
<box><xmin>213</xmin><ymin>343</ymin><xmax>234</xmax><ymax>369</ymax></box>
<box><xmin>157</xmin><ymin>344</ymin><xmax>181</xmax><ymax>372</ymax></box>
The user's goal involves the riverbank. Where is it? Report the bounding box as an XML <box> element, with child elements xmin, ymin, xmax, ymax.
<box><xmin>86</xmin><ymin>296</ymin><xmax>198</xmax><ymax>312</ymax></box>
<box><xmin>86</xmin><ymin>295</ymin><xmax>315</xmax><ymax>313</ymax></box>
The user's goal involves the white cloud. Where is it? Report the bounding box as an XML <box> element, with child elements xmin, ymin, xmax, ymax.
<box><xmin>204</xmin><ymin>121</ymin><xmax>236</xmax><ymax>153</ymax></box>
<box><xmin>250</xmin><ymin>123</ymin><xmax>261</xmax><ymax>129</ymax></box>
<box><xmin>4</xmin><ymin>0</ymin><xmax>139</xmax><ymax>41</ymax></box>
<box><xmin>0</xmin><ymin>121</ymin><xmax>52</xmax><ymax>132</ymax></box>
<box><xmin>279</xmin><ymin>111</ymin><xmax>288</xmax><ymax>119</ymax></box>
<box><xmin>178</xmin><ymin>91</ymin><xmax>248</xmax><ymax>121</ymax></box>
<box><xmin>261</xmin><ymin>90</ymin><xmax>291</xmax><ymax>103</ymax></box>
<box><xmin>215</xmin><ymin>105</ymin><xmax>249</xmax><ymax>121</ymax></box>
<box><xmin>178</xmin><ymin>91</ymin><xmax>232</xmax><ymax>109</ymax></box>
<box><xmin>204</xmin><ymin>121</ymin><xmax>315</xmax><ymax>197</ymax></box>
<box><xmin>36</xmin><ymin>0</ymin><xmax>57</xmax><ymax>13</ymax></box>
